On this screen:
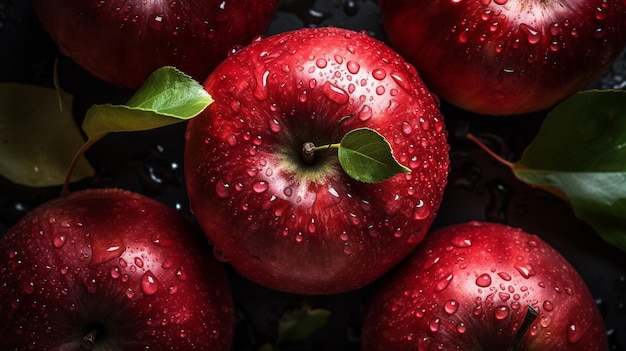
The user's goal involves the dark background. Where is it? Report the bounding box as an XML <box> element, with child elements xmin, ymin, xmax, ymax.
<box><xmin>1</xmin><ymin>0</ymin><xmax>625</xmax><ymax>350</ymax></box>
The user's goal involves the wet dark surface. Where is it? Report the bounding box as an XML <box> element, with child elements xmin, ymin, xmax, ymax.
<box><xmin>1</xmin><ymin>0</ymin><xmax>625</xmax><ymax>350</ymax></box>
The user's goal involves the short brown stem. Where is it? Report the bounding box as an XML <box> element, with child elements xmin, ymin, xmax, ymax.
<box><xmin>82</xmin><ymin>329</ymin><xmax>98</xmax><ymax>349</ymax></box>
<box><xmin>302</xmin><ymin>142</ymin><xmax>316</xmax><ymax>165</ymax></box>
<box><xmin>506</xmin><ymin>305</ymin><xmax>539</xmax><ymax>351</ymax></box>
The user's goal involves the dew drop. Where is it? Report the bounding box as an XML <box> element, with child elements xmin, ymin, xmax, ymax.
<box><xmin>134</xmin><ymin>257</ymin><xmax>144</xmax><ymax>268</ymax></box>
<box><xmin>567</xmin><ymin>323</ymin><xmax>582</xmax><ymax>343</ymax></box>
<box><xmin>413</xmin><ymin>200</ymin><xmax>430</xmax><ymax>220</ymax></box>
<box><xmin>435</xmin><ymin>273</ymin><xmax>454</xmax><ymax>292</ymax></box>
<box><xmin>457</xmin><ymin>323</ymin><xmax>467</xmax><ymax>334</ymax></box>
<box><xmin>321</xmin><ymin>82</ymin><xmax>350</xmax><ymax>104</ymax></box>
<box><xmin>358</xmin><ymin>105</ymin><xmax>373</xmax><ymax>121</ymax></box>
<box><xmin>175</xmin><ymin>267</ymin><xmax>187</xmax><ymax>281</ymax></box>
<box><xmin>444</xmin><ymin>299</ymin><xmax>459</xmax><ymax>314</ymax></box>
<box><xmin>110</xmin><ymin>267</ymin><xmax>121</xmax><ymax>279</ymax></box>
<box><xmin>125</xmin><ymin>288</ymin><xmax>135</xmax><ymax>299</ymax></box>
<box><xmin>514</xmin><ymin>264</ymin><xmax>536</xmax><ymax>279</ymax></box>
<box><xmin>372</xmin><ymin>68</ymin><xmax>387</xmax><ymax>80</ymax></box>
<box><xmin>543</xmin><ymin>300</ymin><xmax>554</xmax><ymax>311</ymax></box>
<box><xmin>141</xmin><ymin>271</ymin><xmax>159</xmax><ymax>295</ymax></box>
<box><xmin>519</xmin><ymin>23</ymin><xmax>541</xmax><ymax>44</ymax></box>
<box><xmin>497</xmin><ymin>272</ymin><xmax>512</xmax><ymax>281</ymax></box>
<box><xmin>494</xmin><ymin>306</ymin><xmax>510</xmax><ymax>320</ymax></box>
<box><xmin>476</xmin><ymin>273</ymin><xmax>492</xmax><ymax>287</ymax></box>
<box><xmin>150</xmin><ymin>14</ymin><xmax>165</xmax><ymax>31</ymax></box>
<box><xmin>269</xmin><ymin>118</ymin><xmax>281</xmax><ymax>133</ymax></box>
<box><xmin>22</xmin><ymin>281</ymin><xmax>35</xmax><ymax>294</ymax></box>
<box><xmin>401</xmin><ymin>121</ymin><xmax>413</xmax><ymax>135</ymax></box>
<box><xmin>316</xmin><ymin>58</ymin><xmax>327</xmax><ymax>68</ymax></box>
<box><xmin>429</xmin><ymin>318</ymin><xmax>440</xmax><ymax>332</ymax></box>
<box><xmin>450</xmin><ymin>237</ymin><xmax>472</xmax><ymax>248</ymax></box>
<box><xmin>347</xmin><ymin>61</ymin><xmax>360</xmax><ymax>74</ymax></box>
<box><xmin>215</xmin><ymin>180</ymin><xmax>230</xmax><ymax>198</ymax></box>
<box><xmin>53</xmin><ymin>236</ymin><xmax>66</xmax><ymax>248</ymax></box>
<box><xmin>253</xmin><ymin>181</ymin><xmax>269</xmax><ymax>193</ymax></box>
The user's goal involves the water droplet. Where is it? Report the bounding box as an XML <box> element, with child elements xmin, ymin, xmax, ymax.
<box><xmin>126</xmin><ymin>288</ymin><xmax>135</xmax><ymax>299</ymax></box>
<box><xmin>543</xmin><ymin>300</ymin><xmax>554</xmax><ymax>311</ymax></box>
<box><xmin>372</xmin><ymin>68</ymin><xmax>387</xmax><ymax>80</ymax></box>
<box><xmin>444</xmin><ymin>299</ymin><xmax>459</xmax><ymax>314</ymax></box>
<box><xmin>141</xmin><ymin>271</ymin><xmax>159</xmax><ymax>295</ymax></box>
<box><xmin>456</xmin><ymin>323</ymin><xmax>467</xmax><ymax>334</ymax></box>
<box><xmin>515</xmin><ymin>264</ymin><xmax>536</xmax><ymax>279</ymax></box>
<box><xmin>215</xmin><ymin>180</ymin><xmax>230</xmax><ymax>198</ymax></box>
<box><xmin>321</xmin><ymin>82</ymin><xmax>350</xmax><ymax>104</ymax></box>
<box><xmin>22</xmin><ymin>281</ymin><xmax>35</xmax><ymax>294</ymax></box>
<box><xmin>253</xmin><ymin>181</ymin><xmax>269</xmax><ymax>193</ymax></box>
<box><xmin>316</xmin><ymin>58</ymin><xmax>327</xmax><ymax>68</ymax></box>
<box><xmin>269</xmin><ymin>118</ymin><xmax>281</xmax><ymax>133</ymax></box>
<box><xmin>347</xmin><ymin>61</ymin><xmax>360</xmax><ymax>74</ymax></box>
<box><xmin>435</xmin><ymin>273</ymin><xmax>454</xmax><ymax>292</ymax></box>
<box><xmin>498</xmin><ymin>272</ymin><xmax>512</xmax><ymax>281</ymax></box>
<box><xmin>253</xmin><ymin>70</ymin><xmax>270</xmax><ymax>101</ymax></box>
<box><xmin>494</xmin><ymin>306</ymin><xmax>510</xmax><ymax>320</ymax></box>
<box><xmin>53</xmin><ymin>236</ymin><xmax>66</xmax><ymax>248</ymax></box>
<box><xmin>494</xmin><ymin>0</ymin><xmax>507</xmax><ymax>4</ymax></box>
<box><xmin>429</xmin><ymin>318</ymin><xmax>440</xmax><ymax>332</ymax></box>
<box><xmin>110</xmin><ymin>267</ymin><xmax>121</xmax><ymax>279</ymax></box>
<box><xmin>150</xmin><ymin>14</ymin><xmax>165</xmax><ymax>31</ymax></box>
<box><xmin>401</xmin><ymin>121</ymin><xmax>413</xmax><ymax>135</ymax></box>
<box><xmin>567</xmin><ymin>323</ymin><xmax>582</xmax><ymax>343</ymax></box>
<box><xmin>519</xmin><ymin>23</ymin><xmax>541</xmax><ymax>44</ymax></box>
<box><xmin>134</xmin><ymin>257</ymin><xmax>144</xmax><ymax>268</ymax></box>
<box><xmin>413</xmin><ymin>200</ymin><xmax>430</xmax><ymax>220</ymax></box>
<box><xmin>358</xmin><ymin>105</ymin><xmax>373</xmax><ymax>121</ymax></box>
<box><xmin>476</xmin><ymin>273</ymin><xmax>492</xmax><ymax>287</ymax></box>
<box><xmin>450</xmin><ymin>237</ymin><xmax>472</xmax><ymax>248</ymax></box>
<box><xmin>175</xmin><ymin>267</ymin><xmax>187</xmax><ymax>281</ymax></box>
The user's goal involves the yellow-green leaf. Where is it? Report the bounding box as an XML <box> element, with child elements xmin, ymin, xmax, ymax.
<box><xmin>0</xmin><ymin>83</ymin><xmax>94</xmax><ymax>187</ymax></box>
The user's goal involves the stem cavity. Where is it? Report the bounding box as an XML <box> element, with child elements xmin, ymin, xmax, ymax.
<box><xmin>506</xmin><ymin>305</ymin><xmax>539</xmax><ymax>351</ymax></box>
<box><xmin>82</xmin><ymin>330</ymin><xmax>98</xmax><ymax>349</ymax></box>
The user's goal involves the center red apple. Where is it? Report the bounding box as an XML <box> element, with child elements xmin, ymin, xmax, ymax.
<box><xmin>184</xmin><ymin>26</ymin><xmax>450</xmax><ymax>295</ymax></box>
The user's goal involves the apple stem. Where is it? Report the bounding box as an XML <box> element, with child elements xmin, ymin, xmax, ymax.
<box><xmin>82</xmin><ymin>329</ymin><xmax>98</xmax><ymax>349</ymax></box>
<box><xmin>466</xmin><ymin>133</ymin><xmax>515</xmax><ymax>169</ymax></box>
<box><xmin>301</xmin><ymin>142</ymin><xmax>340</xmax><ymax>165</ymax></box>
<box><xmin>506</xmin><ymin>305</ymin><xmax>539</xmax><ymax>351</ymax></box>
<box><xmin>61</xmin><ymin>138</ymin><xmax>98</xmax><ymax>197</ymax></box>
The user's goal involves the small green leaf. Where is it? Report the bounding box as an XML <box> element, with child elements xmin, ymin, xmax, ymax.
<box><xmin>338</xmin><ymin>128</ymin><xmax>410</xmax><ymax>183</ymax></box>
<box><xmin>278</xmin><ymin>307</ymin><xmax>330</xmax><ymax>343</ymax></box>
<box><xmin>0</xmin><ymin>83</ymin><xmax>94</xmax><ymax>187</ymax></box>
<box><xmin>82</xmin><ymin>66</ymin><xmax>212</xmax><ymax>142</ymax></box>
<box><xmin>513</xmin><ymin>89</ymin><xmax>626</xmax><ymax>252</ymax></box>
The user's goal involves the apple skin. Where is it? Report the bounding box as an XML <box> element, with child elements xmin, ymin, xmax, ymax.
<box><xmin>32</xmin><ymin>0</ymin><xmax>279</xmax><ymax>89</ymax></box>
<box><xmin>379</xmin><ymin>0</ymin><xmax>626</xmax><ymax>116</ymax></box>
<box><xmin>361</xmin><ymin>221</ymin><xmax>608</xmax><ymax>350</ymax></box>
<box><xmin>0</xmin><ymin>188</ymin><xmax>235</xmax><ymax>351</ymax></box>
<box><xmin>184</xmin><ymin>26</ymin><xmax>450</xmax><ymax>295</ymax></box>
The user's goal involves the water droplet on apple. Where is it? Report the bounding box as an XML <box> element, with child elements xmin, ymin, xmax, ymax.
<box><xmin>125</xmin><ymin>287</ymin><xmax>135</xmax><ymax>299</ymax></box>
<box><xmin>316</xmin><ymin>58</ymin><xmax>327</xmax><ymax>68</ymax></box>
<box><xmin>134</xmin><ymin>257</ymin><xmax>144</xmax><ymax>268</ymax></box>
<box><xmin>22</xmin><ymin>281</ymin><xmax>35</xmax><ymax>294</ymax></box>
<box><xmin>269</xmin><ymin>118</ymin><xmax>281</xmax><ymax>133</ymax></box>
<box><xmin>347</xmin><ymin>61</ymin><xmax>360</xmax><ymax>74</ymax></box>
<box><xmin>372</xmin><ymin>68</ymin><xmax>387</xmax><ymax>80</ymax></box>
<box><xmin>476</xmin><ymin>273</ymin><xmax>492</xmax><ymax>287</ymax></box>
<box><xmin>435</xmin><ymin>273</ymin><xmax>454</xmax><ymax>292</ymax></box>
<box><xmin>215</xmin><ymin>180</ymin><xmax>231</xmax><ymax>198</ymax></box>
<box><xmin>253</xmin><ymin>70</ymin><xmax>270</xmax><ymax>101</ymax></box>
<box><xmin>149</xmin><ymin>14</ymin><xmax>165</xmax><ymax>31</ymax></box>
<box><xmin>252</xmin><ymin>181</ymin><xmax>269</xmax><ymax>193</ymax></box>
<box><xmin>429</xmin><ymin>318</ymin><xmax>440</xmax><ymax>332</ymax></box>
<box><xmin>110</xmin><ymin>267</ymin><xmax>121</xmax><ymax>279</ymax></box>
<box><xmin>401</xmin><ymin>121</ymin><xmax>413</xmax><ymax>135</ymax></box>
<box><xmin>358</xmin><ymin>105</ymin><xmax>373</xmax><ymax>121</ymax></box>
<box><xmin>375</xmin><ymin>85</ymin><xmax>386</xmax><ymax>95</ymax></box>
<box><xmin>175</xmin><ymin>267</ymin><xmax>187</xmax><ymax>281</ymax></box>
<box><xmin>494</xmin><ymin>0</ymin><xmax>507</xmax><ymax>4</ymax></box>
<box><xmin>444</xmin><ymin>299</ymin><xmax>459</xmax><ymax>314</ymax></box>
<box><xmin>514</xmin><ymin>264</ymin><xmax>536</xmax><ymax>279</ymax></box>
<box><xmin>321</xmin><ymin>82</ymin><xmax>350</xmax><ymax>104</ymax></box>
<box><xmin>413</xmin><ymin>200</ymin><xmax>430</xmax><ymax>220</ymax></box>
<box><xmin>567</xmin><ymin>323</ymin><xmax>582</xmax><ymax>343</ymax></box>
<box><xmin>494</xmin><ymin>306</ymin><xmax>510</xmax><ymax>320</ymax></box>
<box><xmin>450</xmin><ymin>236</ymin><xmax>472</xmax><ymax>248</ymax></box>
<box><xmin>140</xmin><ymin>271</ymin><xmax>159</xmax><ymax>295</ymax></box>
<box><xmin>520</xmin><ymin>23</ymin><xmax>541</xmax><ymax>44</ymax></box>
<box><xmin>53</xmin><ymin>235</ymin><xmax>66</xmax><ymax>248</ymax></box>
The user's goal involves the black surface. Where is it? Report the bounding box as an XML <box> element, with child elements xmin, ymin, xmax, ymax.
<box><xmin>1</xmin><ymin>0</ymin><xmax>625</xmax><ymax>350</ymax></box>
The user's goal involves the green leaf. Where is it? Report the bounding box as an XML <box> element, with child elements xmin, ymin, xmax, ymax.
<box><xmin>82</xmin><ymin>66</ymin><xmax>212</xmax><ymax>142</ymax></box>
<box><xmin>0</xmin><ymin>83</ymin><xmax>94</xmax><ymax>187</ymax></box>
<box><xmin>512</xmin><ymin>89</ymin><xmax>626</xmax><ymax>252</ymax></box>
<box><xmin>278</xmin><ymin>307</ymin><xmax>330</xmax><ymax>343</ymax></box>
<box><xmin>338</xmin><ymin>128</ymin><xmax>411</xmax><ymax>183</ymax></box>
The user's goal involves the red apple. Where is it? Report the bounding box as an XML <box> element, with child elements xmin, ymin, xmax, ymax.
<box><xmin>379</xmin><ymin>0</ymin><xmax>626</xmax><ymax>115</ymax></box>
<box><xmin>184</xmin><ymin>26</ymin><xmax>450</xmax><ymax>295</ymax></box>
<box><xmin>361</xmin><ymin>221</ymin><xmax>607</xmax><ymax>350</ymax></box>
<box><xmin>0</xmin><ymin>188</ymin><xmax>235</xmax><ymax>350</ymax></box>
<box><xmin>32</xmin><ymin>0</ymin><xmax>280</xmax><ymax>89</ymax></box>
